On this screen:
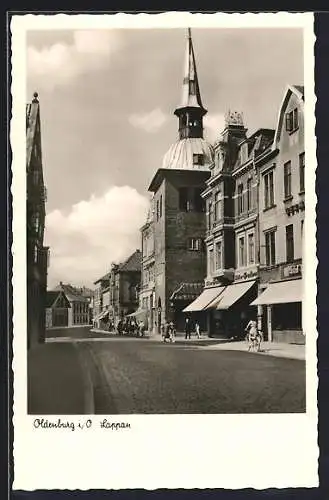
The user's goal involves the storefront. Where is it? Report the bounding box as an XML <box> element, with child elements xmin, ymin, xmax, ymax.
<box><xmin>251</xmin><ymin>278</ymin><xmax>304</xmax><ymax>344</ymax></box>
<box><xmin>183</xmin><ymin>280</ymin><xmax>257</xmax><ymax>337</ymax></box>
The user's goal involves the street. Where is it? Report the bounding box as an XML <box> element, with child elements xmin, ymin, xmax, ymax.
<box><xmin>44</xmin><ymin>326</ymin><xmax>306</xmax><ymax>414</ymax></box>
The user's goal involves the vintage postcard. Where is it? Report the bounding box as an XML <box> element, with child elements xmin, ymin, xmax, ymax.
<box><xmin>11</xmin><ymin>12</ymin><xmax>318</xmax><ymax>490</ymax></box>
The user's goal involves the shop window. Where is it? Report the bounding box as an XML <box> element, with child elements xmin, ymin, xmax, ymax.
<box><xmin>284</xmin><ymin>161</ymin><xmax>292</xmax><ymax>198</ymax></box>
<box><xmin>273</xmin><ymin>303</ymin><xmax>301</xmax><ymax>330</ymax></box>
<box><xmin>265</xmin><ymin>229</ymin><xmax>276</xmax><ymax>266</ymax></box>
<box><xmin>264</xmin><ymin>170</ymin><xmax>275</xmax><ymax>209</ymax></box>
<box><xmin>299</xmin><ymin>152</ymin><xmax>305</xmax><ymax>193</ymax></box>
<box><xmin>286</xmin><ymin>224</ymin><xmax>294</xmax><ymax>263</ymax></box>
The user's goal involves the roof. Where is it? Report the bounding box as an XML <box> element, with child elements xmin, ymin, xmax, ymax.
<box><xmin>170</xmin><ymin>282</ymin><xmax>205</xmax><ymax>302</ymax></box>
<box><xmin>175</xmin><ymin>28</ymin><xmax>206</xmax><ymax>112</ymax></box>
<box><xmin>46</xmin><ymin>290</ymin><xmax>71</xmax><ymax>308</ymax></box>
<box><xmin>162</xmin><ymin>137</ymin><xmax>214</xmax><ymax>171</ymax></box>
<box><xmin>292</xmin><ymin>85</ymin><xmax>304</xmax><ymax>98</ymax></box>
<box><xmin>118</xmin><ymin>250</ymin><xmax>142</xmax><ymax>273</ymax></box>
<box><xmin>26</xmin><ymin>92</ymin><xmax>41</xmax><ymax>170</ymax></box>
<box><xmin>148</xmin><ymin>167</ymin><xmax>210</xmax><ymax>193</ymax></box>
<box><xmin>52</xmin><ymin>283</ymin><xmax>89</xmax><ymax>302</ymax></box>
<box><xmin>273</xmin><ymin>84</ymin><xmax>304</xmax><ymax>146</ymax></box>
<box><xmin>46</xmin><ymin>291</ymin><xmax>60</xmax><ymax>308</ymax></box>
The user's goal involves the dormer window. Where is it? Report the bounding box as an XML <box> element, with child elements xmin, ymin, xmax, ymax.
<box><xmin>189</xmin><ymin>81</ymin><xmax>196</xmax><ymax>95</ymax></box>
<box><xmin>193</xmin><ymin>153</ymin><xmax>204</xmax><ymax>166</ymax></box>
<box><xmin>285</xmin><ymin>108</ymin><xmax>299</xmax><ymax>132</ymax></box>
<box><xmin>240</xmin><ymin>143</ymin><xmax>248</xmax><ymax>164</ymax></box>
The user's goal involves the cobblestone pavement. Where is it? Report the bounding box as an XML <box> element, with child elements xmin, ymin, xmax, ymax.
<box><xmin>77</xmin><ymin>336</ymin><xmax>306</xmax><ymax>415</ymax></box>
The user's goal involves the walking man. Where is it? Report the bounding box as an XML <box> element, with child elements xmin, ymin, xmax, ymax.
<box><xmin>185</xmin><ymin>317</ymin><xmax>192</xmax><ymax>340</ymax></box>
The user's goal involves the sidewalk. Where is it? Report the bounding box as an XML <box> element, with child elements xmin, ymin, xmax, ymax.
<box><xmin>28</xmin><ymin>342</ymin><xmax>94</xmax><ymax>414</ymax></box>
<box><xmin>200</xmin><ymin>339</ymin><xmax>305</xmax><ymax>360</ymax></box>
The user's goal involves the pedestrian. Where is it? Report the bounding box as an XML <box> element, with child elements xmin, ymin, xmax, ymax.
<box><xmin>169</xmin><ymin>321</ymin><xmax>176</xmax><ymax>343</ymax></box>
<box><xmin>195</xmin><ymin>321</ymin><xmax>201</xmax><ymax>339</ymax></box>
<box><xmin>185</xmin><ymin>317</ymin><xmax>192</xmax><ymax>340</ymax></box>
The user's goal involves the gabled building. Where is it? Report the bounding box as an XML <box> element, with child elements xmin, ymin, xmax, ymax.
<box><xmin>26</xmin><ymin>92</ymin><xmax>49</xmax><ymax>349</ymax></box>
<box><xmin>53</xmin><ymin>282</ymin><xmax>90</xmax><ymax>326</ymax></box>
<box><xmin>93</xmin><ymin>250</ymin><xmax>141</xmax><ymax>329</ymax></box>
<box><xmin>251</xmin><ymin>85</ymin><xmax>305</xmax><ymax>344</ymax></box>
<box><xmin>144</xmin><ymin>29</ymin><xmax>214</xmax><ymax>333</ymax></box>
<box><xmin>45</xmin><ymin>290</ymin><xmax>71</xmax><ymax>329</ymax></box>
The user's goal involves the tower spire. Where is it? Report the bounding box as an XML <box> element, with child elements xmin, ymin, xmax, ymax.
<box><xmin>174</xmin><ymin>28</ymin><xmax>207</xmax><ymax>140</ymax></box>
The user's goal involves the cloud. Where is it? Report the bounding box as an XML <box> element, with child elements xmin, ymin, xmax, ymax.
<box><xmin>27</xmin><ymin>30</ymin><xmax>123</xmax><ymax>90</ymax></box>
<box><xmin>45</xmin><ymin>185</ymin><xmax>149</xmax><ymax>288</ymax></box>
<box><xmin>204</xmin><ymin>113</ymin><xmax>226</xmax><ymax>143</ymax></box>
<box><xmin>129</xmin><ymin>108</ymin><xmax>168</xmax><ymax>133</ymax></box>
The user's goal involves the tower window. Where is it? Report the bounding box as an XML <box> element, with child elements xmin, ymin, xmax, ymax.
<box><xmin>193</xmin><ymin>154</ymin><xmax>204</xmax><ymax>166</ymax></box>
<box><xmin>189</xmin><ymin>81</ymin><xmax>196</xmax><ymax>95</ymax></box>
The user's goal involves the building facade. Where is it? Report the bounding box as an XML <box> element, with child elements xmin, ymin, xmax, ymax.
<box><xmin>45</xmin><ymin>290</ymin><xmax>71</xmax><ymax>328</ymax></box>
<box><xmin>141</xmin><ymin>29</ymin><xmax>214</xmax><ymax>333</ymax></box>
<box><xmin>26</xmin><ymin>92</ymin><xmax>49</xmax><ymax>349</ymax></box>
<box><xmin>252</xmin><ymin>85</ymin><xmax>305</xmax><ymax>344</ymax></box>
<box><xmin>93</xmin><ymin>250</ymin><xmax>141</xmax><ymax>329</ymax></box>
<box><xmin>184</xmin><ymin>85</ymin><xmax>305</xmax><ymax>344</ymax></box>
<box><xmin>52</xmin><ymin>283</ymin><xmax>90</xmax><ymax>326</ymax></box>
<box><xmin>139</xmin><ymin>201</ymin><xmax>156</xmax><ymax>333</ymax></box>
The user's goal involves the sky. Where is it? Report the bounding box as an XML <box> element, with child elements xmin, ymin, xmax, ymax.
<box><xmin>26</xmin><ymin>27</ymin><xmax>304</xmax><ymax>289</ymax></box>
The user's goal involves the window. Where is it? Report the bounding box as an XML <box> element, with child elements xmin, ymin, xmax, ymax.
<box><xmin>215</xmin><ymin>241</ymin><xmax>222</xmax><ymax>270</ymax></box>
<box><xmin>264</xmin><ymin>170</ymin><xmax>274</xmax><ymax>209</ymax></box>
<box><xmin>156</xmin><ymin>200</ymin><xmax>159</xmax><ymax>221</ymax></box>
<box><xmin>193</xmin><ymin>153</ymin><xmax>204</xmax><ymax>166</ymax></box>
<box><xmin>247</xmin><ymin>179</ymin><xmax>252</xmax><ymax>211</ymax></box>
<box><xmin>284</xmin><ymin>161</ymin><xmax>292</xmax><ymax>198</ymax></box>
<box><xmin>301</xmin><ymin>220</ymin><xmax>304</xmax><ymax>239</ymax></box>
<box><xmin>179</xmin><ymin>188</ymin><xmax>188</xmax><ymax>211</ymax></box>
<box><xmin>32</xmin><ymin>171</ymin><xmax>39</xmax><ymax>185</ymax></box>
<box><xmin>214</xmin><ymin>191</ymin><xmax>222</xmax><ymax>220</ymax></box>
<box><xmin>194</xmin><ymin>188</ymin><xmax>205</xmax><ymax>212</ymax></box>
<box><xmin>238</xmin><ymin>236</ymin><xmax>245</xmax><ymax>267</ymax></box>
<box><xmin>248</xmin><ymin>233</ymin><xmax>255</xmax><ymax>264</ymax></box>
<box><xmin>237</xmin><ymin>184</ymin><xmax>244</xmax><ymax>214</ymax></box>
<box><xmin>189</xmin><ymin>81</ymin><xmax>196</xmax><ymax>96</ymax></box>
<box><xmin>159</xmin><ymin>195</ymin><xmax>163</xmax><ymax>218</ymax></box>
<box><xmin>265</xmin><ymin>230</ymin><xmax>276</xmax><ymax>266</ymax></box>
<box><xmin>240</xmin><ymin>143</ymin><xmax>248</xmax><ymax>164</ymax></box>
<box><xmin>33</xmin><ymin>245</ymin><xmax>38</xmax><ymax>264</ymax></box>
<box><xmin>207</xmin><ymin>201</ymin><xmax>212</xmax><ymax>229</ymax></box>
<box><xmin>299</xmin><ymin>152</ymin><xmax>305</xmax><ymax>192</ymax></box>
<box><xmin>188</xmin><ymin>238</ymin><xmax>201</xmax><ymax>251</ymax></box>
<box><xmin>286</xmin><ymin>224</ymin><xmax>294</xmax><ymax>263</ymax></box>
<box><xmin>285</xmin><ymin>108</ymin><xmax>299</xmax><ymax>132</ymax></box>
<box><xmin>209</xmin><ymin>248</ymin><xmax>214</xmax><ymax>275</ymax></box>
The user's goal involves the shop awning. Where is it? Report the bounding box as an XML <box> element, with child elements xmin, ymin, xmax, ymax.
<box><xmin>250</xmin><ymin>279</ymin><xmax>302</xmax><ymax>306</ymax></box>
<box><xmin>127</xmin><ymin>309</ymin><xmax>147</xmax><ymax>320</ymax></box>
<box><xmin>183</xmin><ymin>286</ymin><xmax>226</xmax><ymax>312</ymax></box>
<box><xmin>212</xmin><ymin>280</ymin><xmax>256</xmax><ymax>310</ymax></box>
<box><xmin>98</xmin><ymin>310</ymin><xmax>109</xmax><ymax>320</ymax></box>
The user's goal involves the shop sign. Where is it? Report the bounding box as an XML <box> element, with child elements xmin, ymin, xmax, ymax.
<box><xmin>235</xmin><ymin>269</ymin><xmax>258</xmax><ymax>281</ymax></box>
<box><xmin>283</xmin><ymin>263</ymin><xmax>302</xmax><ymax>278</ymax></box>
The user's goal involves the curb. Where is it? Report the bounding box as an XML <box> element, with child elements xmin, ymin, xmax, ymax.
<box><xmin>73</xmin><ymin>344</ymin><xmax>95</xmax><ymax>414</ymax></box>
